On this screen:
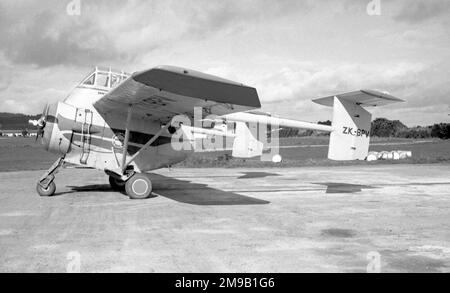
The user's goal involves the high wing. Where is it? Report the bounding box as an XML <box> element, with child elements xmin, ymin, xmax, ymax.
<box><xmin>94</xmin><ymin>65</ymin><xmax>261</xmax><ymax>123</ymax></box>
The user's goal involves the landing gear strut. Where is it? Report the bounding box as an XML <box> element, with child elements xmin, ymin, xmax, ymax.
<box><xmin>108</xmin><ymin>104</ymin><xmax>167</xmax><ymax>199</ymax></box>
<box><xmin>36</xmin><ymin>156</ymin><xmax>65</xmax><ymax>197</ymax></box>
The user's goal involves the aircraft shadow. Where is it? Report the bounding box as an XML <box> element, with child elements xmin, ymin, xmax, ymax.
<box><xmin>55</xmin><ymin>174</ymin><xmax>270</xmax><ymax>206</ymax></box>
<box><xmin>54</xmin><ymin>184</ymin><xmax>126</xmax><ymax>197</ymax></box>
<box><xmin>314</xmin><ymin>182</ymin><xmax>378</xmax><ymax>194</ymax></box>
<box><xmin>237</xmin><ymin>172</ymin><xmax>280</xmax><ymax>179</ymax></box>
<box><xmin>148</xmin><ymin>173</ymin><xmax>270</xmax><ymax>206</ymax></box>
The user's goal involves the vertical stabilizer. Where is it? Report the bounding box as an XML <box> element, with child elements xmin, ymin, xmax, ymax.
<box><xmin>328</xmin><ymin>97</ymin><xmax>372</xmax><ymax>160</ymax></box>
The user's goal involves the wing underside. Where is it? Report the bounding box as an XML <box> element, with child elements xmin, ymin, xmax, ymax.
<box><xmin>94</xmin><ymin>66</ymin><xmax>261</xmax><ymax>124</ymax></box>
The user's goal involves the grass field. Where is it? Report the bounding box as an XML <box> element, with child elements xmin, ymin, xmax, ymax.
<box><xmin>178</xmin><ymin>136</ymin><xmax>450</xmax><ymax>168</ymax></box>
<box><xmin>0</xmin><ymin>138</ymin><xmax>59</xmax><ymax>172</ymax></box>
<box><xmin>1</xmin><ymin>136</ymin><xmax>449</xmax><ymax>172</ymax></box>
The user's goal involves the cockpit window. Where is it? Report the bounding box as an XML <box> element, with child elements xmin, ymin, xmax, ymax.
<box><xmin>96</xmin><ymin>73</ymin><xmax>109</xmax><ymax>87</ymax></box>
<box><xmin>110</xmin><ymin>74</ymin><xmax>121</xmax><ymax>88</ymax></box>
<box><xmin>78</xmin><ymin>68</ymin><xmax>129</xmax><ymax>90</ymax></box>
<box><xmin>83</xmin><ymin>74</ymin><xmax>95</xmax><ymax>85</ymax></box>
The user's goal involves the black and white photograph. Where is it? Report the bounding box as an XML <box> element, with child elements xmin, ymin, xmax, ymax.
<box><xmin>0</xmin><ymin>0</ymin><xmax>449</xmax><ymax>278</ymax></box>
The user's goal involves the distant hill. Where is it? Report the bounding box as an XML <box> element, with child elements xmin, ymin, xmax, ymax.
<box><xmin>0</xmin><ymin>112</ymin><xmax>40</xmax><ymax>130</ymax></box>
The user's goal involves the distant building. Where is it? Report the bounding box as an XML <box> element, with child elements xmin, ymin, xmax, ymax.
<box><xmin>0</xmin><ymin>130</ymin><xmax>37</xmax><ymax>137</ymax></box>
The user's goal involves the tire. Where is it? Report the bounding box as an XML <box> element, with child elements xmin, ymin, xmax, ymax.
<box><xmin>125</xmin><ymin>173</ymin><xmax>152</xmax><ymax>199</ymax></box>
<box><xmin>109</xmin><ymin>176</ymin><xmax>125</xmax><ymax>191</ymax></box>
<box><xmin>36</xmin><ymin>181</ymin><xmax>56</xmax><ymax>197</ymax></box>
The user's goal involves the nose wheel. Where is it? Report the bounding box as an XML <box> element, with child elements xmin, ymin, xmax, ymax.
<box><xmin>124</xmin><ymin>173</ymin><xmax>153</xmax><ymax>199</ymax></box>
<box><xmin>36</xmin><ymin>156</ymin><xmax>65</xmax><ymax>197</ymax></box>
<box><xmin>36</xmin><ymin>181</ymin><xmax>56</xmax><ymax>197</ymax></box>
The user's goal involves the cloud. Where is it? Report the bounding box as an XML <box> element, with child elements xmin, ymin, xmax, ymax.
<box><xmin>393</xmin><ymin>0</ymin><xmax>450</xmax><ymax>24</ymax></box>
<box><xmin>0</xmin><ymin>64</ymin><xmax>11</xmax><ymax>91</ymax></box>
<box><xmin>0</xmin><ymin>2</ymin><xmax>124</xmax><ymax>67</ymax></box>
<box><xmin>250</xmin><ymin>59</ymin><xmax>450</xmax><ymax>126</ymax></box>
<box><xmin>0</xmin><ymin>0</ymin><xmax>313</xmax><ymax>68</ymax></box>
<box><xmin>0</xmin><ymin>0</ymin><xmax>448</xmax><ymax>127</ymax></box>
<box><xmin>255</xmin><ymin>61</ymin><xmax>425</xmax><ymax>102</ymax></box>
<box><xmin>180</xmin><ymin>0</ymin><xmax>312</xmax><ymax>37</ymax></box>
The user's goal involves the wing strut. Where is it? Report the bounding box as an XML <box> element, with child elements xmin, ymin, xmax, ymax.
<box><xmin>119</xmin><ymin>104</ymin><xmax>172</xmax><ymax>175</ymax></box>
<box><xmin>121</xmin><ymin>105</ymin><xmax>133</xmax><ymax>173</ymax></box>
<box><xmin>124</xmin><ymin>123</ymin><xmax>171</xmax><ymax>168</ymax></box>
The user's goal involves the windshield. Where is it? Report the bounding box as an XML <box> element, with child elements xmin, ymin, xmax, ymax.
<box><xmin>79</xmin><ymin>67</ymin><xmax>130</xmax><ymax>89</ymax></box>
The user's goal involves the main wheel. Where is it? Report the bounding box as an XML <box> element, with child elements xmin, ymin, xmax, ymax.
<box><xmin>125</xmin><ymin>173</ymin><xmax>152</xmax><ymax>199</ymax></box>
<box><xmin>109</xmin><ymin>176</ymin><xmax>126</xmax><ymax>191</ymax></box>
<box><xmin>36</xmin><ymin>181</ymin><xmax>56</xmax><ymax>197</ymax></box>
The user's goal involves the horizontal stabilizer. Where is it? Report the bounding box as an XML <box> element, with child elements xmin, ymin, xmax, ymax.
<box><xmin>313</xmin><ymin>89</ymin><xmax>404</xmax><ymax>107</ymax></box>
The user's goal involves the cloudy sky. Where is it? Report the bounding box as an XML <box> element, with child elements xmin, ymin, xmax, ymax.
<box><xmin>0</xmin><ymin>0</ymin><xmax>449</xmax><ymax>126</ymax></box>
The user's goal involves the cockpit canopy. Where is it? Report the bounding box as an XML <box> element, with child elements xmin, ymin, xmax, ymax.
<box><xmin>79</xmin><ymin>67</ymin><xmax>130</xmax><ymax>90</ymax></box>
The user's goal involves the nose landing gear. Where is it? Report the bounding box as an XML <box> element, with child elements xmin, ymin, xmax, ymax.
<box><xmin>36</xmin><ymin>156</ymin><xmax>65</xmax><ymax>197</ymax></box>
<box><xmin>36</xmin><ymin>181</ymin><xmax>56</xmax><ymax>197</ymax></box>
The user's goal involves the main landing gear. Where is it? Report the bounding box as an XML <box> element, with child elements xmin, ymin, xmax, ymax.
<box><xmin>104</xmin><ymin>104</ymin><xmax>167</xmax><ymax>200</ymax></box>
<box><xmin>108</xmin><ymin>176</ymin><xmax>126</xmax><ymax>191</ymax></box>
<box><xmin>108</xmin><ymin>172</ymin><xmax>153</xmax><ymax>199</ymax></box>
<box><xmin>125</xmin><ymin>173</ymin><xmax>153</xmax><ymax>199</ymax></box>
<box><xmin>36</xmin><ymin>156</ymin><xmax>65</xmax><ymax>197</ymax></box>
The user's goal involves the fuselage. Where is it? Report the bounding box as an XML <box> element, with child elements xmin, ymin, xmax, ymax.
<box><xmin>39</xmin><ymin>67</ymin><xmax>332</xmax><ymax>174</ymax></box>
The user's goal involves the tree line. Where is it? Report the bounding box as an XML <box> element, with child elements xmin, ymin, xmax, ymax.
<box><xmin>278</xmin><ymin>118</ymin><xmax>450</xmax><ymax>139</ymax></box>
<box><xmin>371</xmin><ymin>118</ymin><xmax>450</xmax><ymax>139</ymax></box>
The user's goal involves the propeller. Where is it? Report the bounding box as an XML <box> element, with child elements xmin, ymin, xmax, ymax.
<box><xmin>28</xmin><ymin>104</ymin><xmax>49</xmax><ymax>141</ymax></box>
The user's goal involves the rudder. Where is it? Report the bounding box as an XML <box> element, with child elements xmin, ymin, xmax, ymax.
<box><xmin>328</xmin><ymin>97</ymin><xmax>371</xmax><ymax>160</ymax></box>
